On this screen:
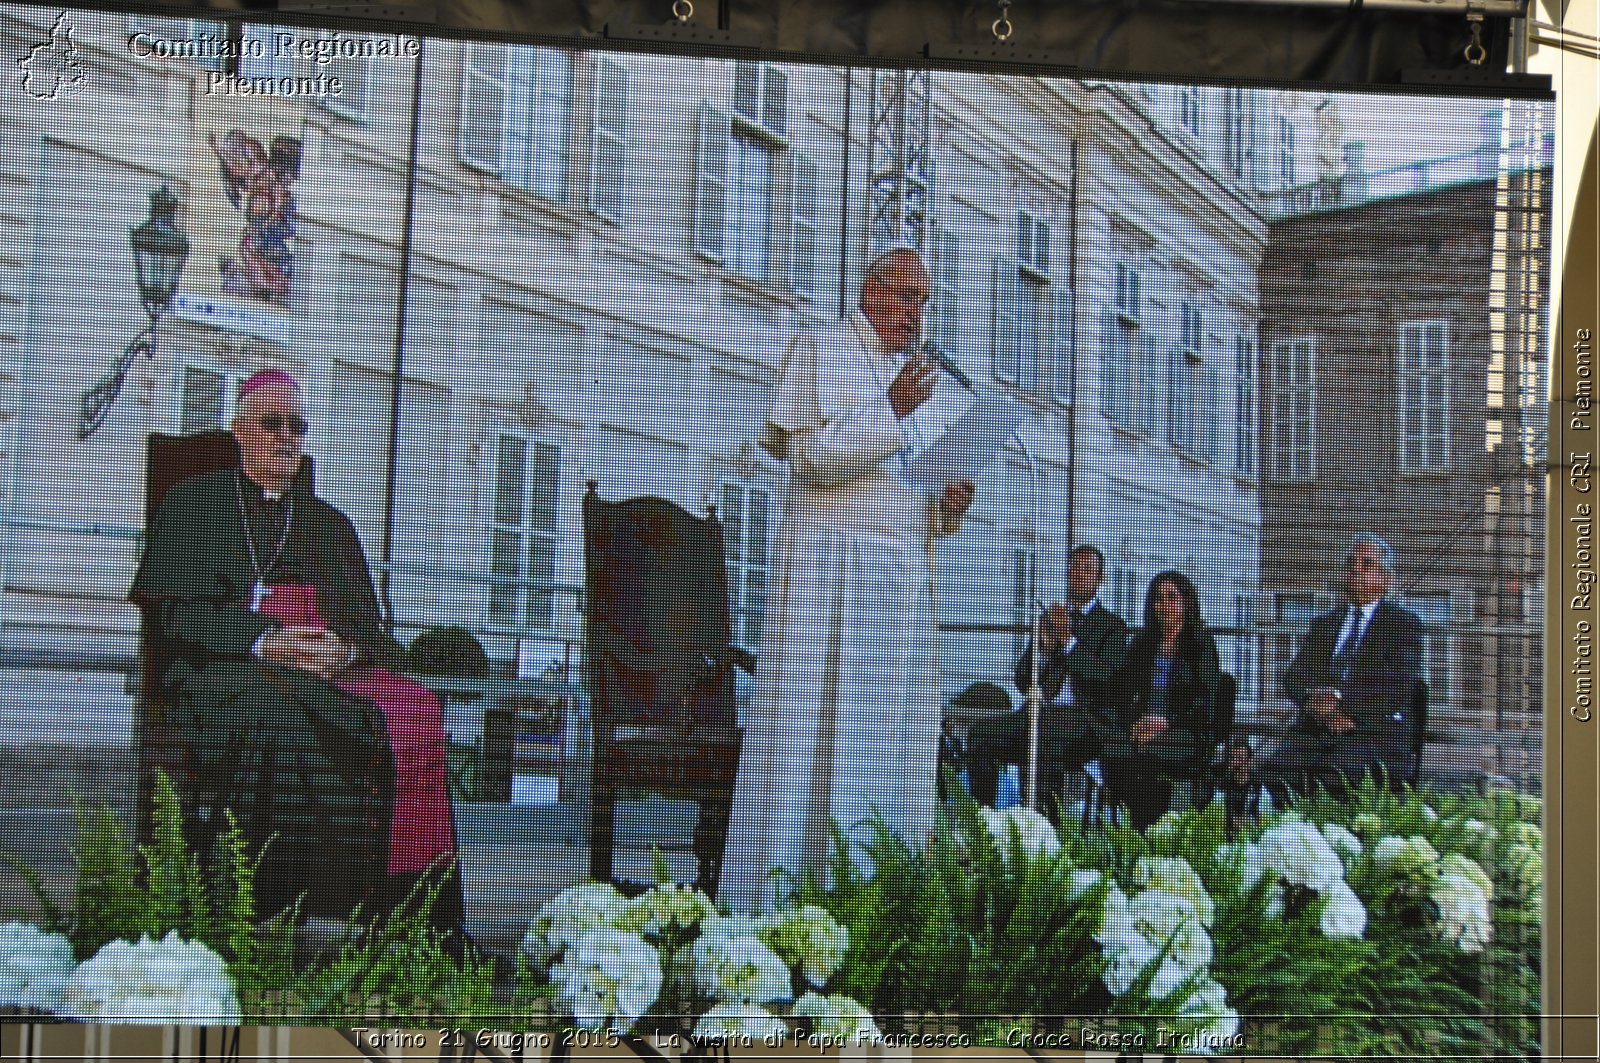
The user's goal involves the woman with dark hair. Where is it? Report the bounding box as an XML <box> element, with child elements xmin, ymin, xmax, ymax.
<box><xmin>1102</xmin><ymin>570</ymin><xmax>1221</xmax><ymax>830</ymax></box>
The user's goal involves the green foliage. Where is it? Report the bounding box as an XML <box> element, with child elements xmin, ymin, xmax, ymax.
<box><xmin>3</xmin><ymin>775</ymin><xmax>506</xmax><ymax>1027</ymax></box>
<box><xmin>804</xmin><ymin>780</ymin><xmax>1542</xmax><ymax>1059</ymax></box>
<box><xmin>803</xmin><ymin>788</ymin><xmax>1105</xmax><ymax>1034</ymax></box>
<box><xmin>292</xmin><ymin>876</ymin><xmax>495</xmax><ymax>1025</ymax></box>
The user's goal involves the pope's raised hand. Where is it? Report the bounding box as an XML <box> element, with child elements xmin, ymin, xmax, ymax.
<box><xmin>940</xmin><ymin>478</ymin><xmax>975</xmax><ymax>519</ymax></box>
<box><xmin>889</xmin><ymin>355</ymin><xmax>938</xmax><ymax>420</ymax></box>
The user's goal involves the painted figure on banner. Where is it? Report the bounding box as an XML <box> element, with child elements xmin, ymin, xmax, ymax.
<box><xmin>209</xmin><ymin>129</ymin><xmax>299</xmax><ymax>306</ymax></box>
<box><xmin>719</xmin><ymin>246</ymin><xmax>976</xmax><ymax>912</ymax></box>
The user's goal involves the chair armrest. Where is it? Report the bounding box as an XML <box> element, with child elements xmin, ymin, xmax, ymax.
<box><xmin>727</xmin><ymin>646</ymin><xmax>756</xmax><ymax>674</ymax></box>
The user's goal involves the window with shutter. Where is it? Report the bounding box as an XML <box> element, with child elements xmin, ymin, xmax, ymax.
<box><xmin>590</xmin><ymin>56</ymin><xmax>630</xmax><ymax>224</ymax></box>
<box><xmin>177</xmin><ymin>363</ymin><xmax>244</xmax><ymax>433</ymax></box>
<box><xmin>458</xmin><ymin>44</ymin><xmax>573</xmax><ymax>201</ymax></box>
<box><xmin>486</xmin><ymin>430</ymin><xmax>561</xmax><ymax>629</ymax></box>
<box><xmin>1270</xmin><ymin>337</ymin><xmax>1316</xmax><ymax>481</ymax></box>
<box><xmin>789</xmin><ymin>152</ymin><xmax>820</xmax><ymax>298</ymax></box>
<box><xmin>692</xmin><ymin>101</ymin><xmax>731</xmax><ymax>262</ymax></box>
<box><xmin>721</xmin><ymin>482</ymin><xmax>773</xmax><ymax>648</ymax></box>
<box><xmin>930</xmin><ymin>228</ymin><xmax>961</xmax><ymax>354</ymax></box>
<box><xmin>1234</xmin><ymin>334</ymin><xmax>1257</xmax><ymax>477</ymax></box>
<box><xmin>1398</xmin><ymin>320</ymin><xmax>1451</xmax><ymax>472</ymax></box>
<box><xmin>1049</xmin><ymin>286</ymin><xmax>1074</xmax><ymax>405</ymax></box>
<box><xmin>991</xmin><ymin>256</ymin><xmax>1019</xmax><ymax>385</ymax></box>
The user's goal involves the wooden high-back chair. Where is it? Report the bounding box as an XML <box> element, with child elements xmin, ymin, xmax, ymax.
<box><xmin>581</xmin><ymin>483</ymin><xmax>751</xmax><ymax>894</ymax></box>
<box><xmin>136</xmin><ymin>431</ymin><xmax>315</xmax><ymax>839</ymax></box>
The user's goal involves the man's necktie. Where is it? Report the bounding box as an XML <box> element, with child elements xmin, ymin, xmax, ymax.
<box><xmin>1330</xmin><ymin>607</ymin><xmax>1365</xmax><ymax>680</ymax></box>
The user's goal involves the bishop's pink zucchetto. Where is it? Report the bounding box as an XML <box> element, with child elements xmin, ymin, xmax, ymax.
<box><xmin>237</xmin><ymin>368</ymin><xmax>301</xmax><ymax>402</ymax></box>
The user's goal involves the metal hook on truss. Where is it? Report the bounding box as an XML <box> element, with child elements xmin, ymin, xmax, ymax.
<box><xmin>1464</xmin><ymin>10</ymin><xmax>1488</xmax><ymax>65</ymax></box>
<box><xmin>993</xmin><ymin>0</ymin><xmax>1014</xmax><ymax>42</ymax></box>
<box><xmin>672</xmin><ymin>0</ymin><xmax>694</xmax><ymax>24</ymax></box>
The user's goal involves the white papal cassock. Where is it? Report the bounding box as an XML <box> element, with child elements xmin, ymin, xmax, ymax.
<box><xmin>719</xmin><ymin>310</ymin><xmax>958</xmax><ymax>913</ymax></box>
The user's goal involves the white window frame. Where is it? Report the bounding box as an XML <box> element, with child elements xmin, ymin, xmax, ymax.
<box><xmin>993</xmin><ymin>213</ymin><xmax>1069</xmax><ymax>402</ymax></box>
<box><xmin>1234</xmin><ymin>333</ymin><xmax>1257</xmax><ymax>478</ymax></box>
<box><xmin>239</xmin><ymin>23</ymin><xmax>296</xmax><ymax>81</ymax></box>
<box><xmin>1277</xmin><ymin>115</ymin><xmax>1297</xmax><ymax>189</ymax></box>
<box><xmin>1270</xmin><ymin>336</ymin><xmax>1316</xmax><ymax>481</ymax></box>
<box><xmin>693</xmin><ymin>65</ymin><xmax>812</xmax><ymax>294</ymax></box>
<box><xmin>588</xmin><ymin>55</ymin><xmax>631</xmax><ymax>224</ymax></box>
<box><xmin>720</xmin><ymin>481</ymin><xmax>774</xmax><ymax>649</ymax></box>
<box><xmin>931</xmin><ymin>226</ymin><xmax>961</xmax><ymax>354</ymax></box>
<box><xmin>1102</xmin><ymin>260</ymin><xmax>1150</xmax><ymax>432</ymax></box>
<box><xmin>459</xmin><ymin>43</ymin><xmax>574</xmax><ymax>201</ymax></box>
<box><xmin>1224</xmin><ymin>88</ymin><xmax>1249</xmax><ymax>178</ymax></box>
<box><xmin>1398</xmin><ymin>319</ymin><xmax>1451</xmax><ymax>473</ymax></box>
<box><xmin>484</xmin><ymin>429</ymin><xmax>561</xmax><ymax>631</ymax></box>
<box><xmin>173</xmin><ymin>360</ymin><xmax>246</xmax><ymax>434</ymax></box>
<box><xmin>1168</xmin><ymin>301</ymin><xmax>1208</xmax><ymax>456</ymax></box>
<box><xmin>732</xmin><ymin>61</ymin><xmax>789</xmax><ymax>143</ymax></box>
<box><xmin>1397</xmin><ymin>593</ymin><xmax>1453</xmax><ymax>708</ymax></box>
<box><xmin>1179</xmin><ymin>85</ymin><xmax>1205</xmax><ymax>139</ymax></box>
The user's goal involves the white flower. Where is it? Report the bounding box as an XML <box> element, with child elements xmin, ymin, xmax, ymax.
<box><xmin>1177</xmin><ymin>976</ymin><xmax>1241</xmax><ymax>1050</ymax></box>
<box><xmin>58</xmin><ymin>932</ymin><xmax>239</xmax><ymax>1024</ymax></box>
<box><xmin>1098</xmin><ymin>889</ymin><xmax>1213</xmax><ymax>1000</ymax></box>
<box><xmin>1373</xmin><ymin>835</ymin><xmax>1440</xmax><ymax>877</ymax></box>
<box><xmin>550</xmin><ymin>928</ymin><xmax>663</xmax><ymax>1032</ymax></box>
<box><xmin>761</xmin><ymin>905</ymin><xmax>849</xmax><ymax>988</ymax></box>
<box><xmin>1318</xmin><ymin>881</ymin><xmax>1368</xmax><ymax>940</ymax></box>
<box><xmin>1420</xmin><ymin>804</ymin><xmax>1439</xmax><ymax>822</ymax></box>
<box><xmin>701</xmin><ymin>914</ymin><xmax>768</xmax><ymax>939</ymax></box>
<box><xmin>614</xmin><ymin>884</ymin><xmax>717</xmax><ymax>938</ymax></box>
<box><xmin>1460</xmin><ymin>818</ymin><xmax>1494</xmax><ymax>839</ymax></box>
<box><xmin>1259</xmin><ymin>821</ymin><xmax>1344</xmax><ymax>893</ymax></box>
<box><xmin>692</xmin><ymin>1003</ymin><xmax>789</xmax><ymax>1042</ymax></box>
<box><xmin>1134</xmin><ymin>857</ymin><xmax>1215</xmax><ymax>926</ymax></box>
<box><xmin>1100</xmin><ymin>938</ymin><xmax>1162</xmax><ymax>997</ymax></box>
<box><xmin>1430</xmin><ymin>873</ymin><xmax>1492</xmax><ymax>953</ymax></box>
<box><xmin>1320</xmin><ymin>822</ymin><xmax>1363</xmax><ymax>862</ymax></box>
<box><xmin>792</xmin><ymin>991</ymin><xmax>883</xmax><ymax>1043</ymax></box>
<box><xmin>1094</xmin><ymin>884</ymin><xmax>1136</xmax><ymax>952</ymax></box>
<box><xmin>0</xmin><ymin>923</ymin><xmax>75</xmax><ymax>1013</ymax></box>
<box><xmin>1438</xmin><ymin>853</ymin><xmax>1494</xmax><ymax>900</ymax></box>
<box><xmin>523</xmin><ymin>883</ymin><xmax>629</xmax><ymax>965</ymax></box>
<box><xmin>980</xmin><ymin>806</ymin><xmax>1061</xmax><ymax>859</ymax></box>
<box><xmin>1068</xmin><ymin>869</ymin><xmax>1105</xmax><ymax>900</ymax></box>
<box><xmin>1212</xmin><ymin>842</ymin><xmax>1268</xmax><ymax>890</ymax></box>
<box><xmin>692</xmin><ymin>931</ymin><xmax>793</xmax><ymax>1004</ymax></box>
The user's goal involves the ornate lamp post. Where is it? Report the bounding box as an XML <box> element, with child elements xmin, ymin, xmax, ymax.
<box><xmin>77</xmin><ymin>185</ymin><xmax>190</xmax><ymax>439</ymax></box>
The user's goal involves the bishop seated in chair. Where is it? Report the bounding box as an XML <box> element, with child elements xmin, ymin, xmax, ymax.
<box><xmin>130</xmin><ymin>369</ymin><xmax>463</xmax><ymax>932</ymax></box>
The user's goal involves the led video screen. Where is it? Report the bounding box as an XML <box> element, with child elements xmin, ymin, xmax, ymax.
<box><xmin>0</xmin><ymin>3</ymin><xmax>1554</xmax><ymax>1057</ymax></box>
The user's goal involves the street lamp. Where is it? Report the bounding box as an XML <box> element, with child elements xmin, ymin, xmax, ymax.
<box><xmin>77</xmin><ymin>185</ymin><xmax>191</xmax><ymax>440</ymax></box>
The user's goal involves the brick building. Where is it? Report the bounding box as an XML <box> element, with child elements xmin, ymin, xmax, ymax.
<box><xmin>1259</xmin><ymin>167</ymin><xmax>1550</xmax><ymax>785</ymax></box>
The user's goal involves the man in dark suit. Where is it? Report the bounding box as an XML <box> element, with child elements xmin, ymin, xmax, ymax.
<box><xmin>1263</xmin><ymin>533</ymin><xmax>1425</xmax><ymax>799</ymax></box>
<box><xmin>965</xmin><ymin>544</ymin><xmax>1129</xmax><ymax>807</ymax></box>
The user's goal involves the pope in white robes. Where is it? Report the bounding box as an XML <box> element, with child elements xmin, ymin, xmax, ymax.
<box><xmin>719</xmin><ymin>248</ymin><xmax>974</xmax><ymax>912</ymax></box>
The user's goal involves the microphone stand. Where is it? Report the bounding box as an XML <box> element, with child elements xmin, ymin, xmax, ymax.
<box><xmin>1015</xmin><ymin>430</ymin><xmax>1044</xmax><ymax>811</ymax></box>
<box><xmin>922</xmin><ymin>346</ymin><xmax>1042</xmax><ymax>808</ymax></box>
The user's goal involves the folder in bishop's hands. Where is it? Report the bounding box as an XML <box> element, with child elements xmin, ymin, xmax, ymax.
<box><xmin>904</xmin><ymin>388</ymin><xmax>1026</xmax><ymax>492</ymax></box>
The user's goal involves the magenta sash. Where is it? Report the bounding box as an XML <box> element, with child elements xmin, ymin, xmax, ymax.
<box><xmin>258</xmin><ymin>583</ymin><xmax>455</xmax><ymax>875</ymax></box>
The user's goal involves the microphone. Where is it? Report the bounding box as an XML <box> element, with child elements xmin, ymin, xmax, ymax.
<box><xmin>919</xmin><ymin>342</ymin><xmax>975</xmax><ymax>391</ymax></box>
